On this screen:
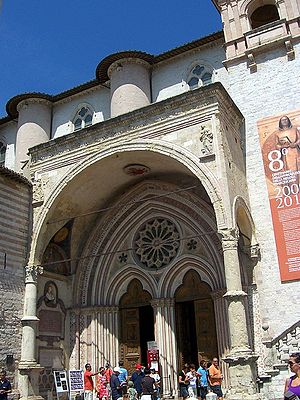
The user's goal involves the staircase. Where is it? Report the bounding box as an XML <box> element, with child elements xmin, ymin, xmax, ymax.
<box><xmin>257</xmin><ymin>321</ymin><xmax>300</xmax><ymax>399</ymax></box>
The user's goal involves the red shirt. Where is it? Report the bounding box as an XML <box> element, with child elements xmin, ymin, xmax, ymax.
<box><xmin>105</xmin><ymin>368</ymin><xmax>113</xmax><ymax>382</ymax></box>
<box><xmin>84</xmin><ymin>371</ymin><xmax>94</xmax><ymax>390</ymax></box>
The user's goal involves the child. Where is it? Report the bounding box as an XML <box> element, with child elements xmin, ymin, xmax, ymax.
<box><xmin>128</xmin><ymin>381</ymin><xmax>138</xmax><ymax>400</ymax></box>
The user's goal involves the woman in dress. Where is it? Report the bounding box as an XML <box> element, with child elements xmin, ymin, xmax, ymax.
<box><xmin>96</xmin><ymin>367</ymin><xmax>109</xmax><ymax>400</ymax></box>
<box><xmin>276</xmin><ymin>116</ymin><xmax>300</xmax><ymax>177</ymax></box>
<box><xmin>284</xmin><ymin>353</ymin><xmax>300</xmax><ymax>399</ymax></box>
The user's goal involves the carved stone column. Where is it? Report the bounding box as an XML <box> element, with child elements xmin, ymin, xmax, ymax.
<box><xmin>19</xmin><ymin>264</ymin><xmax>44</xmax><ymax>400</ymax></box>
<box><xmin>151</xmin><ymin>298</ymin><xmax>177</xmax><ymax>399</ymax></box>
<box><xmin>211</xmin><ymin>289</ymin><xmax>230</xmax><ymax>388</ymax></box>
<box><xmin>220</xmin><ymin>229</ymin><xmax>259</xmax><ymax>400</ymax></box>
<box><xmin>95</xmin><ymin>306</ymin><xmax>119</xmax><ymax>368</ymax></box>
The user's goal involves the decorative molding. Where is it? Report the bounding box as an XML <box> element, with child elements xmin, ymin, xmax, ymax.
<box><xmin>17</xmin><ymin>98</ymin><xmax>52</xmax><ymax>112</ymax></box>
<box><xmin>247</xmin><ymin>52</ymin><xmax>257</xmax><ymax>73</ymax></box>
<box><xmin>285</xmin><ymin>39</ymin><xmax>295</xmax><ymax>61</ymax></box>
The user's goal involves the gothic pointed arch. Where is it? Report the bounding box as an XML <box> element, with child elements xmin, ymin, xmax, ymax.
<box><xmin>74</xmin><ymin>179</ymin><xmax>224</xmax><ymax>306</ymax></box>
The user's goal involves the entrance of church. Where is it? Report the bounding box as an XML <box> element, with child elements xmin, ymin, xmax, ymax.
<box><xmin>175</xmin><ymin>270</ymin><xmax>218</xmax><ymax>368</ymax></box>
<box><xmin>119</xmin><ymin>279</ymin><xmax>154</xmax><ymax>372</ymax></box>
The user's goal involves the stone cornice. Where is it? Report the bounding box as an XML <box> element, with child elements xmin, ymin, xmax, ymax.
<box><xmin>29</xmin><ymin>82</ymin><xmax>243</xmax><ymax>168</ymax></box>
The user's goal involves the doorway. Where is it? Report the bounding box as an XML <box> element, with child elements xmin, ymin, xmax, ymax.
<box><xmin>119</xmin><ymin>279</ymin><xmax>154</xmax><ymax>372</ymax></box>
<box><xmin>175</xmin><ymin>270</ymin><xmax>218</xmax><ymax>368</ymax></box>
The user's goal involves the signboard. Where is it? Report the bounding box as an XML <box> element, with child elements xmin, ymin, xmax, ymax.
<box><xmin>147</xmin><ymin>348</ymin><xmax>159</xmax><ymax>370</ymax></box>
<box><xmin>69</xmin><ymin>370</ymin><xmax>84</xmax><ymax>392</ymax></box>
<box><xmin>54</xmin><ymin>370</ymin><xmax>69</xmax><ymax>394</ymax></box>
<box><xmin>257</xmin><ymin>110</ymin><xmax>300</xmax><ymax>282</ymax></box>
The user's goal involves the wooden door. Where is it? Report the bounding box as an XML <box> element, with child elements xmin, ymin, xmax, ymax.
<box><xmin>194</xmin><ymin>299</ymin><xmax>218</xmax><ymax>362</ymax></box>
<box><xmin>120</xmin><ymin>308</ymin><xmax>141</xmax><ymax>373</ymax></box>
<box><xmin>175</xmin><ymin>301</ymin><xmax>198</xmax><ymax>367</ymax></box>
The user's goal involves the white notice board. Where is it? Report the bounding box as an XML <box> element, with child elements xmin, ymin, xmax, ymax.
<box><xmin>69</xmin><ymin>370</ymin><xmax>84</xmax><ymax>392</ymax></box>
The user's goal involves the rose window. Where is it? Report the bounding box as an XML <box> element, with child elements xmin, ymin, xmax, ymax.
<box><xmin>134</xmin><ymin>218</ymin><xmax>180</xmax><ymax>269</ymax></box>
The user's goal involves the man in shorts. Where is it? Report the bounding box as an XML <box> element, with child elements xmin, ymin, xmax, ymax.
<box><xmin>208</xmin><ymin>358</ymin><xmax>223</xmax><ymax>399</ymax></box>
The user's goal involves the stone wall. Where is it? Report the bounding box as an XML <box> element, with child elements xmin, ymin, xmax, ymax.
<box><xmin>0</xmin><ymin>167</ymin><xmax>32</xmax><ymax>380</ymax></box>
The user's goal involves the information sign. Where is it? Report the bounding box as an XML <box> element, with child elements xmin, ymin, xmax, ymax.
<box><xmin>69</xmin><ymin>370</ymin><xmax>84</xmax><ymax>392</ymax></box>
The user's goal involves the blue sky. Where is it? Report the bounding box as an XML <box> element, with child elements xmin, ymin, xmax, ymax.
<box><xmin>0</xmin><ymin>0</ymin><xmax>221</xmax><ymax>117</ymax></box>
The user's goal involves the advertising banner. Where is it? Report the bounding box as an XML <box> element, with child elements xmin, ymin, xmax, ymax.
<box><xmin>257</xmin><ymin>110</ymin><xmax>300</xmax><ymax>282</ymax></box>
<box><xmin>69</xmin><ymin>370</ymin><xmax>84</xmax><ymax>392</ymax></box>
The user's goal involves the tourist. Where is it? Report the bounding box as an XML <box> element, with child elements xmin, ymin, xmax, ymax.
<box><xmin>284</xmin><ymin>352</ymin><xmax>300</xmax><ymax>399</ymax></box>
<box><xmin>110</xmin><ymin>367</ymin><xmax>122</xmax><ymax>400</ymax></box>
<box><xmin>84</xmin><ymin>363</ymin><xmax>99</xmax><ymax>400</ymax></box>
<box><xmin>131</xmin><ymin>364</ymin><xmax>145</xmax><ymax>398</ymax></box>
<box><xmin>186</xmin><ymin>364</ymin><xmax>197</xmax><ymax>398</ymax></box>
<box><xmin>141</xmin><ymin>368</ymin><xmax>155</xmax><ymax>400</ymax></box>
<box><xmin>150</xmin><ymin>368</ymin><xmax>160</xmax><ymax>400</ymax></box>
<box><xmin>0</xmin><ymin>370</ymin><xmax>11</xmax><ymax>400</ymax></box>
<box><xmin>105</xmin><ymin>363</ymin><xmax>113</xmax><ymax>383</ymax></box>
<box><xmin>128</xmin><ymin>381</ymin><xmax>138</xmax><ymax>400</ymax></box>
<box><xmin>118</xmin><ymin>361</ymin><xmax>128</xmax><ymax>396</ymax></box>
<box><xmin>178</xmin><ymin>363</ymin><xmax>189</xmax><ymax>400</ymax></box>
<box><xmin>96</xmin><ymin>367</ymin><xmax>109</xmax><ymax>400</ymax></box>
<box><xmin>208</xmin><ymin>358</ymin><xmax>223</xmax><ymax>400</ymax></box>
<box><xmin>197</xmin><ymin>360</ymin><xmax>209</xmax><ymax>400</ymax></box>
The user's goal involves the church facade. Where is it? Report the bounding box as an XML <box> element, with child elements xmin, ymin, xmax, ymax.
<box><xmin>0</xmin><ymin>1</ymin><xmax>300</xmax><ymax>399</ymax></box>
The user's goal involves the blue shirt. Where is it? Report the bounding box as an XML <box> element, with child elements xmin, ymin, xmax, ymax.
<box><xmin>131</xmin><ymin>371</ymin><xmax>145</xmax><ymax>394</ymax></box>
<box><xmin>118</xmin><ymin>367</ymin><xmax>128</xmax><ymax>384</ymax></box>
<box><xmin>197</xmin><ymin>367</ymin><xmax>208</xmax><ymax>387</ymax></box>
<box><xmin>0</xmin><ymin>378</ymin><xmax>11</xmax><ymax>400</ymax></box>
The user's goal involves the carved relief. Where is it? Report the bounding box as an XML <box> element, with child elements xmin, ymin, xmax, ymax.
<box><xmin>32</xmin><ymin>177</ymin><xmax>49</xmax><ymax>204</ymax></box>
<box><xmin>199</xmin><ymin>125</ymin><xmax>213</xmax><ymax>156</ymax></box>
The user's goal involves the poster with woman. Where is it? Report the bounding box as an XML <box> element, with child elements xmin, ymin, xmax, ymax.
<box><xmin>257</xmin><ymin>110</ymin><xmax>300</xmax><ymax>282</ymax></box>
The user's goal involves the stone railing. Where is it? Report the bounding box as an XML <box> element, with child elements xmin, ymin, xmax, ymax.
<box><xmin>261</xmin><ymin>320</ymin><xmax>300</xmax><ymax>374</ymax></box>
<box><xmin>258</xmin><ymin>321</ymin><xmax>300</xmax><ymax>399</ymax></box>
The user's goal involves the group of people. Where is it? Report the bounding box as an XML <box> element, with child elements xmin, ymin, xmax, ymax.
<box><xmin>178</xmin><ymin>358</ymin><xmax>223</xmax><ymax>400</ymax></box>
<box><xmin>84</xmin><ymin>352</ymin><xmax>300</xmax><ymax>400</ymax></box>
<box><xmin>84</xmin><ymin>362</ymin><xmax>160</xmax><ymax>400</ymax></box>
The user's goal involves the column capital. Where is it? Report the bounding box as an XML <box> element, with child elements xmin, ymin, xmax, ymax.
<box><xmin>25</xmin><ymin>265</ymin><xmax>43</xmax><ymax>283</ymax></box>
<box><xmin>219</xmin><ymin>228</ymin><xmax>239</xmax><ymax>251</ymax></box>
<box><xmin>210</xmin><ymin>288</ymin><xmax>226</xmax><ymax>300</ymax></box>
<box><xmin>224</xmin><ymin>290</ymin><xmax>248</xmax><ymax>299</ymax></box>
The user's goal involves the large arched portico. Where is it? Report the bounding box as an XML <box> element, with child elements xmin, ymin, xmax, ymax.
<box><xmin>21</xmin><ymin>141</ymin><xmax>258</xmax><ymax>399</ymax></box>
